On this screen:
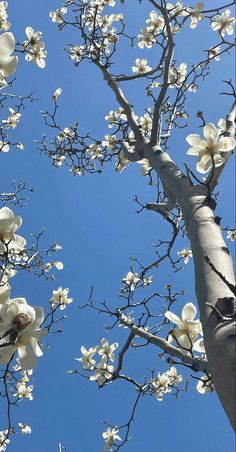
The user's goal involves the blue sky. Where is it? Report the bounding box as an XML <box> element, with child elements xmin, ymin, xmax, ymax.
<box><xmin>0</xmin><ymin>1</ymin><xmax>235</xmax><ymax>451</ymax></box>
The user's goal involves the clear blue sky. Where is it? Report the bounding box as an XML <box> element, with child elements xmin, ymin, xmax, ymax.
<box><xmin>0</xmin><ymin>1</ymin><xmax>235</xmax><ymax>451</ymax></box>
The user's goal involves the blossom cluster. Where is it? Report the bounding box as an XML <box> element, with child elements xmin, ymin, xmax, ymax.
<box><xmin>151</xmin><ymin>366</ymin><xmax>183</xmax><ymax>401</ymax></box>
<box><xmin>121</xmin><ymin>271</ymin><xmax>152</xmax><ymax>292</ymax></box>
<box><xmin>22</xmin><ymin>27</ymin><xmax>47</xmax><ymax>68</ymax></box>
<box><xmin>76</xmin><ymin>338</ymin><xmax>119</xmax><ymax>386</ymax></box>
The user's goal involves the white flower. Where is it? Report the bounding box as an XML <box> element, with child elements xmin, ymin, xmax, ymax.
<box><xmin>122</xmin><ymin>271</ymin><xmax>140</xmax><ymax>291</ymax></box>
<box><xmin>186</xmin><ymin>123</ymin><xmax>235</xmax><ymax>173</ymax></box>
<box><xmin>168</xmin><ymin>63</ymin><xmax>187</xmax><ymax>87</ymax></box>
<box><xmin>167</xmin><ymin>2</ymin><xmax>188</xmax><ymax>16</ymax></box>
<box><xmin>178</xmin><ymin>247</ymin><xmax>193</xmax><ymax>264</ymax></box>
<box><xmin>87</xmin><ymin>143</ymin><xmax>103</xmax><ymax>159</ymax></box>
<box><xmin>18</xmin><ymin>423</ymin><xmax>31</xmax><ymax>435</ymax></box>
<box><xmin>52</xmin><ymin>88</ymin><xmax>62</xmax><ymax>101</ymax></box>
<box><xmin>49</xmin><ymin>7</ymin><xmax>67</xmax><ymax>25</ymax></box>
<box><xmin>2</xmin><ymin>107</ymin><xmax>21</xmax><ymax>128</ymax></box>
<box><xmin>102</xmin><ymin>428</ymin><xmax>122</xmax><ymax>450</ymax></box>
<box><xmin>119</xmin><ymin>313</ymin><xmax>134</xmax><ymax>328</ymax></box>
<box><xmin>226</xmin><ymin>230</ymin><xmax>236</xmax><ymax>241</ymax></box>
<box><xmin>166</xmin><ymin>366</ymin><xmax>183</xmax><ymax>386</ymax></box>
<box><xmin>0</xmin><ymin>298</ymin><xmax>47</xmax><ymax>369</ymax></box>
<box><xmin>0</xmin><ymin>140</ymin><xmax>9</xmax><ymax>152</ymax></box>
<box><xmin>76</xmin><ymin>345</ymin><xmax>97</xmax><ymax>369</ymax></box>
<box><xmin>0</xmin><ymin>430</ymin><xmax>10</xmax><ymax>451</ymax></box>
<box><xmin>90</xmin><ymin>358</ymin><xmax>114</xmax><ymax>385</ymax></box>
<box><xmin>25</xmin><ymin>41</ymin><xmax>47</xmax><ymax>68</ymax></box>
<box><xmin>50</xmin><ymin>287</ymin><xmax>73</xmax><ymax>310</ymax></box>
<box><xmin>188</xmin><ymin>2</ymin><xmax>204</xmax><ymax>29</ymax></box>
<box><xmin>211</xmin><ymin>9</ymin><xmax>235</xmax><ymax>37</ymax></box>
<box><xmin>52</xmin><ymin>243</ymin><xmax>62</xmax><ymax>251</ymax></box>
<box><xmin>138</xmin><ymin>27</ymin><xmax>156</xmax><ymax>49</ymax></box>
<box><xmin>97</xmin><ymin>338</ymin><xmax>118</xmax><ymax>362</ymax></box>
<box><xmin>146</xmin><ymin>11</ymin><xmax>165</xmax><ymax>34</ymax></box>
<box><xmin>209</xmin><ymin>45</ymin><xmax>221</xmax><ymax>61</ymax></box>
<box><xmin>102</xmin><ymin>134</ymin><xmax>117</xmax><ymax>151</ymax></box>
<box><xmin>0</xmin><ymin>1</ymin><xmax>11</xmax><ymax>31</ymax></box>
<box><xmin>152</xmin><ymin>372</ymin><xmax>171</xmax><ymax>401</ymax></box>
<box><xmin>69</xmin><ymin>45</ymin><xmax>85</xmax><ymax>64</ymax></box>
<box><xmin>132</xmin><ymin>58</ymin><xmax>152</xmax><ymax>74</ymax></box>
<box><xmin>0</xmin><ymin>32</ymin><xmax>18</xmax><ymax>88</ymax></box>
<box><xmin>23</xmin><ymin>27</ymin><xmax>42</xmax><ymax>47</ymax></box>
<box><xmin>165</xmin><ymin>302</ymin><xmax>203</xmax><ymax>351</ymax></box>
<box><xmin>0</xmin><ymin>207</ymin><xmax>26</xmax><ymax>253</ymax></box>
<box><xmin>15</xmin><ymin>382</ymin><xmax>33</xmax><ymax>400</ymax></box>
<box><xmin>196</xmin><ymin>375</ymin><xmax>214</xmax><ymax>394</ymax></box>
<box><xmin>143</xmin><ymin>276</ymin><xmax>153</xmax><ymax>287</ymax></box>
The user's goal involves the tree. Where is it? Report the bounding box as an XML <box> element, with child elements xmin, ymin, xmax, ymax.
<box><xmin>0</xmin><ymin>0</ymin><xmax>235</xmax><ymax>451</ymax></box>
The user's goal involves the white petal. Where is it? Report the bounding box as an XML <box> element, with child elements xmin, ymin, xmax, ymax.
<box><xmin>165</xmin><ymin>310</ymin><xmax>182</xmax><ymax>326</ymax></box>
<box><xmin>203</xmin><ymin>123</ymin><xmax>219</xmax><ymax>142</ymax></box>
<box><xmin>0</xmin><ymin>32</ymin><xmax>15</xmax><ymax>59</ymax></box>
<box><xmin>0</xmin><ymin>55</ymin><xmax>18</xmax><ymax>77</ymax></box>
<box><xmin>216</xmin><ymin>137</ymin><xmax>235</xmax><ymax>152</ymax></box>
<box><xmin>182</xmin><ymin>302</ymin><xmax>197</xmax><ymax>321</ymax></box>
<box><xmin>196</xmin><ymin>154</ymin><xmax>212</xmax><ymax>173</ymax></box>
<box><xmin>186</xmin><ymin>134</ymin><xmax>205</xmax><ymax>147</ymax></box>
<box><xmin>18</xmin><ymin>345</ymin><xmax>37</xmax><ymax>370</ymax></box>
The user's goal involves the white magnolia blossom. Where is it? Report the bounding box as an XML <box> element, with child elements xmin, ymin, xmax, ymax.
<box><xmin>0</xmin><ymin>140</ymin><xmax>9</xmax><ymax>152</ymax></box>
<box><xmin>0</xmin><ymin>207</ymin><xmax>26</xmax><ymax>253</ymax></box>
<box><xmin>186</xmin><ymin>122</ymin><xmax>235</xmax><ymax>173</ymax></box>
<box><xmin>102</xmin><ymin>134</ymin><xmax>117</xmax><ymax>151</ymax></box>
<box><xmin>226</xmin><ymin>230</ymin><xmax>236</xmax><ymax>241</ymax></box>
<box><xmin>169</xmin><ymin>63</ymin><xmax>187</xmax><ymax>88</ymax></box>
<box><xmin>122</xmin><ymin>271</ymin><xmax>140</xmax><ymax>291</ymax></box>
<box><xmin>0</xmin><ymin>1</ymin><xmax>10</xmax><ymax>31</ymax></box>
<box><xmin>132</xmin><ymin>58</ymin><xmax>152</xmax><ymax>74</ymax></box>
<box><xmin>138</xmin><ymin>27</ymin><xmax>156</xmax><ymax>49</ymax></box>
<box><xmin>166</xmin><ymin>2</ymin><xmax>188</xmax><ymax>16</ymax></box>
<box><xmin>102</xmin><ymin>428</ymin><xmax>122</xmax><ymax>450</ymax></box>
<box><xmin>139</xmin><ymin>110</ymin><xmax>153</xmax><ymax>134</ymax></box>
<box><xmin>188</xmin><ymin>2</ymin><xmax>205</xmax><ymax>29</ymax></box>
<box><xmin>143</xmin><ymin>276</ymin><xmax>153</xmax><ymax>287</ymax></box>
<box><xmin>0</xmin><ymin>282</ymin><xmax>11</xmax><ymax>304</ymax></box>
<box><xmin>105</xmin><ymin>108</ymin><xmax>127</xmax><ymax>128</ymax></box>
<box><xmin>178</xmin><ymin>247</ymin><xmax>193</xmax><ymax>264</ymax></box>
<box><xmin>97</xmin><ymin>338</ymin><xmax>118</xmax><ymax>362</ymax></box>
<box><xmin>87</xmin><ymin>143</ymin><xmax>103</xmax><ymax>159</ymax></box>
<box><xmin>146</xmin><ymin>10</ymin><xmax>165</xmax><ymax>34</ymax></box>
<box><xmin>165</xmin><ymin>302</ymin><xmax>203</xmax><ymax>351</ymax></box>
<box><xmin>18</xmin><ymin>423</ymin><xmax>32</xmax><ymax>435</ymax></box>
<box><xmin>69</xmin><ymin>45</ymin><xmax>85</xmax><ymax>64</ymax></box>
<box><xmin>150</xmin><ymin>366</ymin><xmax>184</xmax><ymax>402</ymax></box>
<box><xmin>50</xmin><ymin>286</ymin><xmax>73</xmax><ymax>310</ymax></box>
<box><xmin>209</xmin><ymin>45</ymin><xmax>221</xmax><ymax>61</ymax></box>
<box><xmin>90</xmin><ymin>358</ymin><xmax>114</xmax><ymax>386</ymax></box>
<box><xmin>196</xmin><ymin>375</ymin><xmax>215</xmax><ymax>394</ymax></box>
<box><xmin>0</xmin><ymin>298</ymin><xmax>47</xmax><ymax>369</ymax></box>
<box><xmin>49</xmin><ymin>7</ymin><xmax>67</xmax><ymax>24</ymax></box>
<box><xmin>2</xmin><ymin>107</ymin><xmax>21</xmax><ymax>128</ymax></box>
<box><xmin>76</xmin><ymin>345</ymin><xmax>97</xmax><ymax>369</ymax></box>
<box><xmin>211</xmin><ymin>9</ymin><xmax>235</xmax><ymax>37</ymax></box>
<box><xmin>0</xmin><ymin>32</ymin><xmax>18</xmax><ymax>88</ymax></box>
<box><xmin>15</xmin><ymin>381</ymin><xmax>33</xmax><ymax>400</ymax></box>
<box><xmin>119</xmin><ymin>313</ymin><xmax>135</xmax><ymax>328</ymax></box>
<box><xmin>23</xmin><ymin>27</ymin><xmax>47</xmax><ymax>68</ymax></box>
<box><xmin>52</xmin><ymin>87</ymin><xmax>62</xmax><ymax>100</ymax></box>
<box><xmin>0</xmin><ymin>430</ymin><xmax>10</xmax><ymax>451</ymax></box>
<box><xmin>44</xmin><ymin>261</ymin><xmax>64</xmax><ymax>272</ymax></box>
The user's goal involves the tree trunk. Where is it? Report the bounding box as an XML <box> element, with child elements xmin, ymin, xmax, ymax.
<box><xmin>181</xmin><ymin>185</ymin><xmax>236</xmax><ymax>431</ymax></box>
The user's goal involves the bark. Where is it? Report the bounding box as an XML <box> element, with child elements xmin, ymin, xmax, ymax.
<box><xmin>144</xmin><ymin>145</ymin><xmax>236</xmax><ymax>430</ymax></box>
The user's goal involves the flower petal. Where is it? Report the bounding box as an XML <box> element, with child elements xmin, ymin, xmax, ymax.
<box><xmin>0</xmin><ymin>32</ymin><xmax>15</xmax><ymax>59</ymax></box>
<box><xmin>196</xmin><ymin>154</ymin><xmax>212</xmax><ymax>173</ymax></box>
<box><xmin>186</xmin><ymin>134</ymin><xmax>205</xmax><ymax>147</ymax></box>
<box><xmin>203</xmin><ymin>123</ymin><xmax>219</xmax><ymax>142</ymax></box>
<box><xmin>0</xmin><ymin>55</ymin><xmax>18</xmax><ymax>77</ymax></box>
<box><xmin>216</xmin><ymin>137</ymin><xmax>235</xmax><ymax>152</ymax></box>
<box><xmin>182</xmin><ymin>302</ymin><xmax>197</xmax><ymax>321</ymax></box>
<box><xmin>165</xmin><ymin>310</ymin><xmax>182</xmax><ymax>326</ymax></box>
